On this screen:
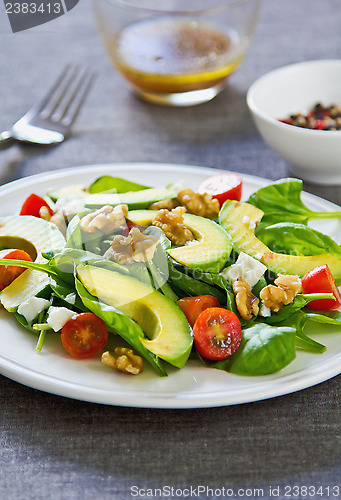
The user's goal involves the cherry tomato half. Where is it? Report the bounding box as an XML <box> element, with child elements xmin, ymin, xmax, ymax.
<box><xmin>177</xmin><ymin>295</ymin><xmax>220</xmax><ymax>327</ymax></box>
<box><xmin>61</xmin><ymin>312</ymin><xmax>108</xmax><ymax>358</ymax></box>
<box><xmin>193</xmin><ymin>307</ymin><xmax>242</xmax><ymax>361</ymax></box>
<box><xmin>121</xmin><ymin>220</ymin><xmax>147</xmax><ymax>237</ymax></box>
<box><xmin>0</xmin><ymin>248</ymin><xmax>33</xmax><ymax>291</ymax></box>
<box><xmin>302</xmin><ymin>265</ymin><xmax>341</xmax><ymax>311</ymax></box>
<box><xmin>198</xmin><ymin>173</ymin><xmax>243</xmax><ymax>207</ymax></box>
<box><xmin>20</xmin><ymin>193</ymin><xmax>54</xmax><ymax>218</ymax></box>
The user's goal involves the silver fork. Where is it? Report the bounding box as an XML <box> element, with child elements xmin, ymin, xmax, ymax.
<box><xmin>0</xmin><ymin>65</ymin><xmax>95</xmax><ymax>149</ymax></box>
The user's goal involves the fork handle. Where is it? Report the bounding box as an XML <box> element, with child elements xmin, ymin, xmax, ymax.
<box><xmin>0</xmin><ymin>131</ymin><xmax>16</xmax><ymax>149</ymax></box>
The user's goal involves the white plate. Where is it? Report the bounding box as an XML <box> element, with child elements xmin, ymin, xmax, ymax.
<box><xmin>0</xmin><ymin>163</ymin><xmax>341</xmax><ymax>409</ymax></box>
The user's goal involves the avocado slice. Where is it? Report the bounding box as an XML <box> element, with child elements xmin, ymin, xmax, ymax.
<box><xmin>219</xmin><ymin>200</ymin><xmax>341</xmax><ymax>280</ymax></box>
<box><xmin>128</xmin><ymin>210</ymin><xmax>232</xmax><ymax>272</ymax></box>
<box><xmin>77</xmin><ymin>265</ymin><xmax>193</xmax><ymax>368</ymax></box>
<box><xmin>84</xmin><ymin>188</ymin><xmax>177</xmax><ymax>210</ymax></box>
<box><xmin>0</xmin><ymin>216</ymin><xmax>65</xmax><ymax>311</ymax></box>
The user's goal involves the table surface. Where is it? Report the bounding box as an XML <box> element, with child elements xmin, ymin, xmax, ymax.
<box><xmin>1</xmin><ymin>1</ymin><xmax>341</xmax><ymax>499</ymax></box>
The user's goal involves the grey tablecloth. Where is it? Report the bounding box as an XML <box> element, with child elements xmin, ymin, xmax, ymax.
<box><xmin>0</xmin><ymin>1</ymin><xmax>340</xmax><ymax>499</ymax></box>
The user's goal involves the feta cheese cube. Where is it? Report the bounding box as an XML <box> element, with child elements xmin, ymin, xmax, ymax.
<box><xmin>65</xmin><ymin>293</ymin><xmax>76</xmax><ymax>305</ymax></box>
<box><xmin>220</xmin><ymin>252</ymin><xmax>267</xmax><ymax>289</ymax></box>
<box><xmin>47</xmin><ymin>306</ymin><xmax>76</xmax><ymax>332</ymax></box>
<box><xmin>259</xmin><ymin>301</ymin><xmax>271</xmax><ymax>317</ymax></box>
<box><xmin>17</xmin><ymin>297</ymin><xmax>50</xmax><ymax>324</ymax></box>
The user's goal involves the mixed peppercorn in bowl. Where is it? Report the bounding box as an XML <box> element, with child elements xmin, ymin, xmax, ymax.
<box><xmin>247</xmin><ymin>59</ymin><xmax>341</xmax><ymax>184</ymax></box>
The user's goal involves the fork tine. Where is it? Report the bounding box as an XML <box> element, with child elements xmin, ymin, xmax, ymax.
<box><xmin>60</xmin><ymin>71</ymin><xmax>96</xmax><ymax>127</ymax></box>
<box><xmin>40</xmin><ymin>66</ymin><xmax>80</xmax><ymax>119</ymax></box>
<box><xmin>36</xmin><ymin>65</ymin><xmax>73</xmax><ymax>115</ymax></box>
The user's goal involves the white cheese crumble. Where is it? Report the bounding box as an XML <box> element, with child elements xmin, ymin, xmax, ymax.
<box><xmin>17</xmin><ymin>297</ymin><xmax>50</xmax><ymax>324</ymax></box>
<box><xmin>55</xmin><ymin>197</ymin><xmax>86</xmax><ymax>219</ymax></box>
<box><xmin>254</xmin><ymin>252</ymin><xmax>264</xmax><ymax>260</ymax></box>
<box><xmin>242</xmin><ymin>215</ymin><xmax>250</xmax><ymax>224</ymax></box>
<box><xmin>249</xmin><ymin>221</ymin><xmax>256</xmax><ymax>230</ymax></box>
<box><xmin>220</xmin><ymin>252</ymin><xmax>267</xmax><ymax>289</ymax></box>
<box><xmin>47</xmin><ymin>307</ymin><xmax>76</xmax><ymax>332</ymax></box>
<box><xmin>259</xmin><ymin>301</ymin><xmax>271</xmax><ymax>317</ymax></box>
<box><xmin>65</xmin><ymin>293</ymin><xmax>76</xmax><ymax>305</ymax></box>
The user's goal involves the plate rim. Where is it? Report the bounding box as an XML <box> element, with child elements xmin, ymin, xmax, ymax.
<box><xmin>0</xmin><ymin>162</ymin><xmax>340</xmax><ymax>409</ymax></box>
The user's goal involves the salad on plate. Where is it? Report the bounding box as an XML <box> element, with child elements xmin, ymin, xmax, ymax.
<box><xmin>1</xmin><ymin>172</ymin><xmax>341</xmax><ymax>379</ymax></box>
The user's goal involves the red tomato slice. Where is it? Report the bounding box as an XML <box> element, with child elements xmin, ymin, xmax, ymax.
<box><xmin>302</xmin><ymin>265</ymin><xmax>341</xmax><ymax>311</ymax></box>
<box><xmin>177</xmin><ymin>295</ymin><xmax>220</xmax><ymax>327</ymax></box>
<box><xmin>0</xmin><ymin>248</ymin><xmax>33</xmax><ymax>291</ymax></box>
<box><xmin>61</xmin><ymin>312</ymin><xmax>108</xmax><ymax>358</ymax></box>
<box><xmin>20</xmin><ymin>193</ymin><xmax>54</xmax><ymax>218</ymax></box>
<box><xmin>121</xmin><ymin>220</ymin><xmax>147</xmax><ymax>237</ymax></box>
<box><xmin>193</xmin><ymin>307</ymin><xmax>242</xmax><ymax>360</ymax></box>
<box><xmin>198</xmin><ymin>173</ymin><xmax>243</xmax><ymax>206</ymax></box>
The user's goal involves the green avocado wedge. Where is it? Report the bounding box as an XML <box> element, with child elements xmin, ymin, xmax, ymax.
<box><xmin>219</xmin><ymin>200</ymin><xmax>341</xmax><ymax>282</ymax></box>
<box><xmin>84</xmin><ymin>188</ymin><xmax>177</xmax><ymax>210</ymax></box>
<box><xmin>76</xmin><ymin>265</ymin><xmax>193</xmax><ymax>368</ymax></box>
<box><xmin>128</xmin><ymin>210</ymin><xmax>232</xmax><ymax>272</ymax></box>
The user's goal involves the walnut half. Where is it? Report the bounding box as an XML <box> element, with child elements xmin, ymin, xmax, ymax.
<box><xmin>149</xmin><ymin>199</ymin><xmax>179</xmax><ymax>211</ymax></box>
<box><xmin>152</xmin><ymin>206</ymin><xmax>194</xmax><ymax>246</ymax></box>
<box><xmin>232</xmin><ymin>277</ymin><xmax>259</xmax><ymax>321</ymax></box>
<box><xmin>106</xmin><ymin>227</ymin><xmax>159</xmax><ymax>264</ymax></box>
<box><xmin>102</xmin><ymin>348</ymin><xmax>143</xmax><ymax>375</ymax></box>
<box><xmin>260</xmin><ymin>274</ymin><xmax>302</xmax><ymax>312</ymax></box>
<box><xmin>80</xmin><ymin>204</ymin><xmax>128</xmax><ymax>234</ymax></box>
<box><xmin>177</xmin><ymin>189</ymin><xmax>219</xmax><ymax>219</ymax></box>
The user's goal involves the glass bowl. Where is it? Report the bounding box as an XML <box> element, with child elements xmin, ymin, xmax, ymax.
<box><xmin>93</xmin><ymin>0</ymin><xmax>261</xmax><ymax>106</ymax></box>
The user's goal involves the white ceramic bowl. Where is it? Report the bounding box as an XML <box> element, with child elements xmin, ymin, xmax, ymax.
<box><xmin>247</xmin><ymin>60</ymin><xmax>341</xmax><ymax>184</ymax></box>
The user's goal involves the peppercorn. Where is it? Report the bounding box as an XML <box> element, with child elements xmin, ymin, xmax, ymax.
<box><xmin>279</xmin><ymin>103</ymin><xmax>341</xmax><ymax>130</ymax></box>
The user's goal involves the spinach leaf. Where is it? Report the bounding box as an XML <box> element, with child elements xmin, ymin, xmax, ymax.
<box><xmin>304</xmin><ymin>310</ymin><xmax>341</xmax><ymax>326</ymax></box>
<box><xmin>283</xmin><ymin>312</ymin><xmax>326</xmax><ymax>354</ymax></box>
<box><xmin>194</xmin><ymin>271</ymin><xmax>237</xmax><ymax>314</ymax></box>
<box><xmin>47</xmin><ymin>247</ymin><xmax>153</xmax><ymax>286</ymax></box>
<box><xmin>215</xmin><ymin>323</ymin><xmax>296</xmax><ymax>375</ymax></box>
<box><xmin>248</xmin><ymin>178</ymin><xmax>341</xmax><ymax>226</ymax></box>
<box><xmin>89</xmin><ymin>176</ymin><xmax>150</xmax><ymax>194</ymax></box>
<box><xmin>256</xmin><ymin>222</ymin><xmax>341</xmax><ymax>257</ymax></box>
<box><xmin>167</xmin><ymin>264</ymin><xmax>226</xmax><ymax>304</ymax></box>
<box><xmin>261</xmin><ymin>293</ymin><xmax>335</xmax><ymax>325</ymax></box>
<box><xmin>75</xmin><ymin>279</ymin><xmax>167</xmax><ymax>376</ymax></box>
<box><xmin>252</xmin><ymin>276</ymin><xmax>268</xmax><ymax>298</ymax></box>
<box><xmin>0</xmin><ymin>258</ymin><xmax>57</xmax><ymax>277</ymax></box>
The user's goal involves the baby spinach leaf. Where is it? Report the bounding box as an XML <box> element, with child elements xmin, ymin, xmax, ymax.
<box><xmin>304</xmin><ymin>310</ymin><xmax>341</xmax><ymax>326</ymax></box>
<box><xmin>252</xmin><ymin>276</ymin><xmax>268</xmax><ymax>298</ymax></box>
<box><xmin>167</xmin><ymin>264</ymin><xmax>226</xmax><ymax>305</ymax></box>
<box><xmin>88</xmin><ymin>176</ymin><xmax>150</xmax><ymax>194</ymax></box>
<box><xmin>75</xmin><ymin>279</ymin><xmax>167</xmax><ymax>376</ymax></box>
<box><xmin>215</xmin><ymin>323</ymin><xmax>296</xmax><ymax>375</ymax></box>
<box><xmin>194</xmin><ymin>271</ymin><xmax>237</xmax><ymax>314</ymax></box>
<box><xmin>256</xmin><ymin>222</ymin><xmax>341</xmax><ymax>257</ymax></box>
<box><xmin>283</xmin><ymin>312</ymin><xmax>326</xmax><ymax>354</ymax></box>
<box><xmin>0</xmin><ymin>258</ymin><xmax>57</xmax><ymax>276</ymax></box>
<box><xmin>248</xmin><ymin>178</ymin><xmax>341</xmax><ymax>226</ymax></box>
<box><xmin>261</xmin><ymin>293</ymin><xmax>335</xmax><ymax>325</ymax></box>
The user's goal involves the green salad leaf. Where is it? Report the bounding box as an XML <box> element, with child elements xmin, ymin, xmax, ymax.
<box><xmin>248</xmin><ymin>178</ymin><xmax>341</xmax><ymax>226</ymax></box>
<box><xmin>282</xmin><ymin>312</ymin><xmax>326</xmax><ymax>354</ymax></box>
<box><xmin>215</xmin><ymin>323</ymin><xmax>296</xmax><ymax>375</ymax></box>
<box><xmin>88</xmin><ymin>176</ymin><xmax>150</xmax><ymax>194</ymax></box>
<box><xmin>261</xmin><ymin>293</ymin><xmax>336</xmax><ymax>325</ymax></box>
<box><xmin>256</xmin><ymin>222</ymin><xmax>341</xmax><ymax>257</ymax></box>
